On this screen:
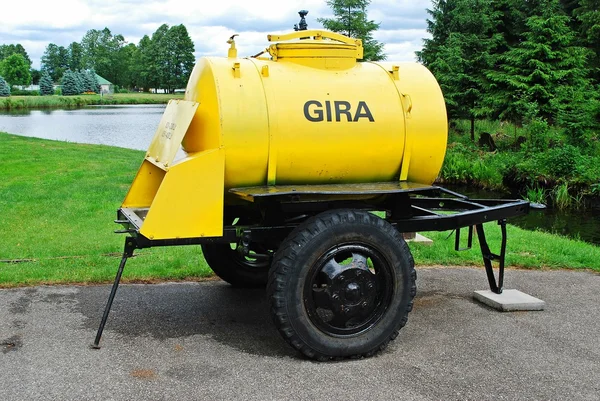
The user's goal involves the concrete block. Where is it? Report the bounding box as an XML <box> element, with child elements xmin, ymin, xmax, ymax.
<box><xmin>473</xmin><ymin>289</ymin><xmax>545</xmax><ymax>311</ymax></box>
<box><xmin>406</xmin><ymin>233</ymin><xmax>433</xmax><ymax>245</ymax></box>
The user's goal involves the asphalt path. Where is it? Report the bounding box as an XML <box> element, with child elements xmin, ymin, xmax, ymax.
<box><xmin>1</xmin><ymin>267</ymin><xmax>599</xmax><ymax>401</ymax></box>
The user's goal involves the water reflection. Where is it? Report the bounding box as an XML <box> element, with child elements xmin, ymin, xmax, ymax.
<box><xmin>0</xmin><ymin>105</ymin><xmax>166</xmax><ymax>150</ymax></box>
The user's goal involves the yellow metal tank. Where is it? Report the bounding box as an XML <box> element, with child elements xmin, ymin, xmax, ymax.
<box><xmin>182</xmin><ymin>30</ymin><xmax>447</xmax><ymax>187</ymax></box>
<box><xmin>122</xmin><ymin>30</ymin><xmax>448</xmax><ymax>240</ymax></box>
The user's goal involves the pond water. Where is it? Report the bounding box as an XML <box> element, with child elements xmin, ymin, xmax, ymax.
<box><xmin>445</xmin><ymin>185</ymin><xmax>600</xmax><ymax>246</ymax></box>
<box><xmin>1</xmin><ymin>105</ymin><xmax>598</xmax><ymax>246</ymax></box>
<box><xmin>0</xmin><ymin>105</ymin><xmax>165</xmax><ymax>150</ymax></box>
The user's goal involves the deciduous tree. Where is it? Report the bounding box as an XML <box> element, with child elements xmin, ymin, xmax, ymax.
<box><xmin>68</xmin><ymin>42</ymin><xmax>84</xmax><ymax>71</ymax></box>
<box><xmin>41</xmin><ymin>43</ymin><xmax>69</xmax><ymax>81</ymax></box>
<box><xmin>0</xmin><ymin>44</ymin><xmax>32</xmax><ymax>68</ymax></box>
<box><xmin>0</xmin><ymin>53</ymin><xmax>31</xmax><ymax>86</ymax></box>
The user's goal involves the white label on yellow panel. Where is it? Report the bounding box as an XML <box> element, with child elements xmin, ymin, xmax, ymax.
<box><xmin>146</xmin><ymin>100</ymin><xmax>199</xmax><ymax>168</ymax></box>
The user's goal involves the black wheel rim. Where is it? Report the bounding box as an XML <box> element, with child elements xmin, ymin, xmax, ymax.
<box><xmin>304</xmin><ymin>244</ymin><xmax>395</xmax><ymax>337</ymax></box>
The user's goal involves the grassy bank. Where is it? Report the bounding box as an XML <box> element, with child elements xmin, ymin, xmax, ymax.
<box><xmin>439</xmin><ymin>120</ymin><xmax>600</xmax><ymax>208</ymax></box>
<box><xmin>0</xmin><ymin>93</ymin><xmax>184</xmax><ymax>110</ymax></box>
<box><xmin>0</xmin><ymin>132</ymin><xmax>599</xmax><ymax>287</ymax></box>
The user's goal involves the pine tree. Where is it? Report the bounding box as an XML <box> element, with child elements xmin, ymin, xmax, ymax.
<box><xmin>61</xmin><ymin>70</ymin><xmax>81</xmax><ymax>95</ymax></box>
<box><xmin>575</xmin><ymin>0</ymin><xmax>600</xmax><ymax>83</ymax></box>
<box><xmin>82</xmin><ymin>70</ymin><xmax>100</xmax><ymax>93</ymax></box>
<box><xmin>318</xmin><ymin>0</ymin><xmax>386</xmax><ymax>61</ymax></box>
<box><xmin>486</xmin><ymin>0</ymin><xmax>591</xmax><ymax>125</ymax></box>
<box><xmin>0</xmin><ymin>76</ymin><xmax>10</xmax><ymax>97</ymax></box>
<box><xmin>416</xmin><ymin>0</ymin><xmax>457</xmax><ymax>66</ymax></box>
<box><xmin>419</xmin><ymin>0</ymin><xmax>500</xmax><ymax>140</ymax></box>
<box><xmin>39</xmin><ymin>71</ymin><xmax>54</xmax><ymax>95</ymax></box>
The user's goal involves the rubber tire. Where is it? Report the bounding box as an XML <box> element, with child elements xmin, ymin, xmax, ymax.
<box><xmin>267</xmin><ymin>209</ymin><xmax>416</xmax><ymax>361</ymax></box>
<box><xmin>201</xmin><ymin>243</ymin><xmax>270</xmax><ymax>288</ymax></box>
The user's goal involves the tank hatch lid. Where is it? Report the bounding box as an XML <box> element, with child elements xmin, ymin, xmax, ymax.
<box><xmin>267</xmin><ymin>30</ymin><xmax>363</xmax><ymax>60</ymax></box>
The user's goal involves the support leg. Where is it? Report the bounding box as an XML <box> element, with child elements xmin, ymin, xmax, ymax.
<box><xmin>91</xmin><ymin>238</ymin><xmax>136</xmax><ymax>349</ymax></box>
<box><xmin>475</xmin><ymin>220</ymin><xmax>507</xmax><ymax>294</ymax></box>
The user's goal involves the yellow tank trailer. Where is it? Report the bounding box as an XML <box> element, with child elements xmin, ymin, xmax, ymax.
<box><xmin>93</xmin><ymin>28</ymin><xmax>535</xmax><ymax>361</ymax></box>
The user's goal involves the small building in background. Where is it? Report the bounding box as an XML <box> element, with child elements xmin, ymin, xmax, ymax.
<box><xmin>96</xmin><ymin>74</ymin><xmax>114</xmax><ymax>94</ymax></box>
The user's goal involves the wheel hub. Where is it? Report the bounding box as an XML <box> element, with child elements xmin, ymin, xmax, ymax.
<box><xmin>329</xmin><ymin>268</ymin><xmax>377</xmax><ymax>317</ymax></box>
<box><xmin>305</xmin><ymin>244</ymin><xmax>393</xmax><ymax>336</ymax></box>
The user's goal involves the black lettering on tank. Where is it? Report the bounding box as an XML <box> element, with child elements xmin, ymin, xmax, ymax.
<box><xmin>334</xmin><ymin>101</ymin><xmax>352</xmax><ymax>122</ymax></box>
<box><xmin>304</xmin><ymin>100</ymin><xmax>324</xmax><ymax>122</ymax></box>
<box><xmin>303</xmin><ymin>100</ymin><xmax>376</xmax><ymax>123</ymax></box>
<box><xmin>325</xmin><ymin>100</ymin><xmax>332</xmax><ymax>122</ymax></box>
<box><xmin>354</xmin><ymin>101</ymin><xmax>375</xmax><ymax>122</ymax></box>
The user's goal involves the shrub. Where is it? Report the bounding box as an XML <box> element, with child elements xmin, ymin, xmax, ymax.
<box><xmin>9</xmin><ymin>89</ymin><xmax>40</xmax><ymax>96</ymax></box>
<box><xmin>541</xmin><ymin>145</ymin><xmax>583</xmax><ymax>178</ymax></box>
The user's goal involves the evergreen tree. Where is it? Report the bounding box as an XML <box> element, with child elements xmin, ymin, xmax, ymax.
<box><xmin>75</xmin><ymin>70</ymin><xmax>86</xmax><ymax>93</ymax></box>
<box><xmin>39</xmin><ymin>70</ymin><xmax>54</xmax><ymax>95</ymax></box>
<box><xmin>0</xmin><ymin>76</ymin><xmax>10</xmax><ymax>97</ymax></box>
<box><xmin>61</xmin><ymin>70</ymin><xmax>81</xmax><ymax>95</ymax></box>
<box><xmin>486</xmin><ymin>0</ymin><xmax>590</xmax><ymax>125</ymax></box>
<box><xmin>82</xmin><ymin>70</ymin><xmax>100</xmax><ymax>93</ymax></box>
<box><xmin>318</xmin><ymin>0</ymin><xmax>386</xmax><ymax>61</ymax></box>
<box><xmin>575</xmin><ymin>0</ymin><xmax>600</xmax><ymax>83</ymax></box>
<box><xmin>417</xmin><ymin>0</ymin><xmax>457</xmax><ymax>66</ymax></box>
<box><xmin>419</xmin><ymin>0</ymin><xmax>500</xmax><ymax>139</ymax></box>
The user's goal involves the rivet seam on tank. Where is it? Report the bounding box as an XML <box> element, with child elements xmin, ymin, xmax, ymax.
<box><xmin>232</xmin><ymin>62</ymin><xmax>241</xmax><ymax>78</ymax></box>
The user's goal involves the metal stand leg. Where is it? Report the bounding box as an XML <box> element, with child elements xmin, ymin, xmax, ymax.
<box><xmin>91</xmin><ymin>238</ymin><xmax>136</xmax><ymax>349</ymax></box>
<box><xmin>475</xmin><ymin>220</ymin><xmax>507</xmax><ymax>294</ymax></box>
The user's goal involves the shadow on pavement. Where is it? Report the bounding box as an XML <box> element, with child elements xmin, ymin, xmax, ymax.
<box><xmin>76</xmin><ymin>281</ymin><xmax>297</xmax><ymax>358</ymax></box>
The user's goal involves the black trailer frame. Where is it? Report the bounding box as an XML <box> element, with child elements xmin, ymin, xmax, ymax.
<box><xmin>93</xmin><ymin>183</ymin><xmax>537</xmax><ymax>348</ymax></box>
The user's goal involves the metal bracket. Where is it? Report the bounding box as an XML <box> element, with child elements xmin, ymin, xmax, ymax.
<box><xmin>455</xmin><ymin>225</ymin><xmax>474</xmax><ymax>251</ymax></box>
<box><xmin>476</xmin><ymin>220</ymin><xmax>507</xmax><ymax>294</ymax></box>
<box><xmin>91</xmin><ymin>237</ymin><xmax>137</xmax><ymax>349</ymax></box>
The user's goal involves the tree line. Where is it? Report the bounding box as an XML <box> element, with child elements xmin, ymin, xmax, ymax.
<box><xmin>417</xmin><ymin>0</ymin><xmax>600</xmax><ymax>145</ymax></box>
<box><xmin>0</xmin><ymin>23</ymin><xmax>195</xmax><ymax>93</ymax></box>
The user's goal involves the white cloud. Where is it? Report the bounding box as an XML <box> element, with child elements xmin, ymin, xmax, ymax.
<box><xmin>0</xmin><ymin>0</ymin><xmax>432</xmax><ymax>69</ymax></box>
<box><xmin>2</xmin><ymin>1</ymin><xmax>92</xmax><ymax>29</ymax></box>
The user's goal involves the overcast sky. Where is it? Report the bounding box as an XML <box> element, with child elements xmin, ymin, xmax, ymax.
<box><xmin>1</xmin><ymin>0</ymin><xmax>433</xmax><ymax>70</ymax></box>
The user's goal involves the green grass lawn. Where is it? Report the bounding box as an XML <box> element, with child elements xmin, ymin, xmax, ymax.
<box><xmin>0</xmin><ymin>132</ymin><xmax>598</xmax><ymax>288</ymax></box>
<box><xmin>0</xmin><ymin>132</ymin><xmax>211</xmax><ymax>287</ymax></box>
